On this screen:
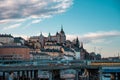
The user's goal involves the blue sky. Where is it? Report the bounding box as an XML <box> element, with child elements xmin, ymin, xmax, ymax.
<box><xmin>0</xmin><ymin>0</ymin><xmax>120</xmax><ymax>57</ymax></box>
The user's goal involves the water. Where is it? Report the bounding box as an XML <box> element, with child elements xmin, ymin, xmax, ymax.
<box><xmin>102</xmin><ymin>75</ymin><xmax>110</xmax><ymax>80</ymax></box>
<box><xmin>103</xmin><ymin>77</ymin><xmax>110</xmax><ymax>80</ymax></box>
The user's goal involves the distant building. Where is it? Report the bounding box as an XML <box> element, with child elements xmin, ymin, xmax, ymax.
<box><xmin>80</xmin><ymin>42</ymin><xmax>89</xmax><ymax>60</ymax></box>
<box><xmin>29</xmin><ymin>26</ymin><xmax>66</xmax><ymax>48</ymax></box>
<box><xmin>89</xmin><ymin>52</ymin><xmax>96</xmax><ymax>60</ymax></box>
<box><xmin>63</xmin><ymin>47</ymin><xmax>76</xmax><ymax>57</ymax></box>
<box><xmin>41</xmin><ymin>41</ymin><xmax>62</xmax><ymax>58</ymax></box>
<box><xmin>62</xmin><ymin>54</ymin><xmax>75</xmax><ymax>60</ymax></box>
<box><xmin>29</xmin><ymin>36</ymin><xmax>39</xmax><ymax>42</ymax></box>
<box><xmin>0</xmin><ymin>34</ymin><xmax>14</xmax><ymax>44</ymax></box>
<box><xmin>0</xmin><ymin>46</ymin><xmax>30</xmax><ymax>60</ymax></box>
<box><xmin>96</xmin><ymin>54</ymin><xmax>101</xmax><ymax>60</ymax></box>
<box><xmin>30</xmin><ymin>52</ymin><xmax>52</xmax><ymax>60</ymax></box>
<box><xmin>14</xmin><ymin>37</ymin><xmax>25</xmax><ymax>45</ymax></box>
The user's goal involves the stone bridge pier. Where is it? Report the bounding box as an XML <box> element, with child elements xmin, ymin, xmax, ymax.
<box><xmin>50</xmin><ymin>69</ymin><xmax>61</xmax><ymax>80</ymax></box>
<box><xmin>110</xmin><ymin>72</ymin><xmax>120</xmax><ymax>80</ymax></box>
<box><xmin>80</xmin><ymin>68</ymin><xmax>100</xmax><ymax>80</ymax></box>
<box><xmin>0</xmin><ymin>70</ymin><xmax>39</xmax><ymax>80</ymax></box>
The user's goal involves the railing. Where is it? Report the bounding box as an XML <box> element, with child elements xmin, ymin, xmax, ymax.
<box><xmin>1</xmin><ymin>59</ymin><xmax>120</xmax><ymax>67</ymax></box>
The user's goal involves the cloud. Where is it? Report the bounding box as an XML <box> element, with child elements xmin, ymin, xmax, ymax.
<box><xmin>31</xmin><ymin>19</ymin><xmax>42</xmax><ymax>24</ymax></box>
<box><xmin>13</xmin><ymin>34</ymin><xmax>29</xmax><ymax>40</ymax></box>
<box><xmin>66</xmin><ymin>31</ymin><xmax>120</xmax><ymax>44</ymax></box>
<box><xmin>66</xmin><ymin>34</ymin><xmax>78</xmax><ymax>40</ymax></box>
<box><xmin>3</xmin><ymin>23</ymin><xmax>21</xmax><ymax>30</ymax></box>
<box><xmin>0</xmin><ymin>0</ymin><xmax>73</xmax><ymax>24</ymax></box>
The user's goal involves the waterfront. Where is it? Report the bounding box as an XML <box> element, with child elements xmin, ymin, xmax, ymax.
<box><xmin>0</xmin><ymin>60</ymin><xmax>120</xmax><ymax>80</ymax></box>
<box><xmin>0</xmin><ymin>72</ymin><xmax>111</xmax><ymax>80</ymax></box>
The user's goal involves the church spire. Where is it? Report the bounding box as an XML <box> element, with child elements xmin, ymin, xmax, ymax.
<box><xmin>61</xmin><ymin>24</ymin><xmax>63</xmax><ymax>31</ymax></box>
<box><xmin>40</xmin><ymin>32</ymin><xmax>44</xmax><ymax>37</ymax></box>
<box><xmin>60</xmin><ymin>25</ymin><xmax>65</xmax><ymax>34</ymax></box>
<box><xmin>40</xmin><ymin>32</ymin><xmax>42</xmax><ymax>36</ymax></box>
<box><xmin>75</xmin><ymin>37</ymin><xmax>80</xmax><ymax>48</ymax></box>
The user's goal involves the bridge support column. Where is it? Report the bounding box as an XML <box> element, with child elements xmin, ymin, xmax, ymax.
<box><xmin>88</xmin><ymin>69</ymin><xmax>99</xmax><ymax>80</ymax></box>
<box><xmin>117</xmin><ymin>73</ymin><xmax>120</xmax><ymax>80</ymax></box>
<box><xmin>52</xmin><ymin>70</ymin><xmax>60</xmax><ymax>80</ymax></box>
<box><xmin>99</xmin><ymin>68</ymin><xmax>102</xmax><ymax>80</ymax></box>
<box><xmin>17</xmin><ymin>71</ymin><xmax>20</xmax><ymax>80</ymax></box>
<box><xmin>110</xmin><ymin>73</ymin><xmax>116</xmax><ymax>80</ymax></box>
<box><xmin>75</xmin><ymin>70</ymin><xmax>79</xmax><ymax>80</ymax></box>
<box><xmin>3</xmin><ymin>72</ymin><xmax>5</xmax><ymax>80</ymax></box>
<box><xmin>30</xmin><ymin>70</ymin><xmax>33</xmax><ymax>79</ymax></box>
<box><xmin>26</xmin><ymin>70</ymin><xmax>29</xmax><ymax>79</ymax></box>
<box><xmin>22</xmin><ymin>71</ymin><xmax>25</xmax><ymax>77</ymax></box>
<box><xmin>22</xmin><ymin>71</ymin><xmax>26</xmax><ymax>80</ymax></box>
<box><xmin>49</xmin><ymin>71</ymin><xmax>53</xmax><ymax>80</ymax></box>
<box><xmin>34</xmin><ymin>70</ymin><xmax>38</xmax><ymax>79</ymax></box>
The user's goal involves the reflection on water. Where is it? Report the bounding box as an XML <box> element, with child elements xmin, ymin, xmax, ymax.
<box><xmin>103</xmin><ymin>77</ymin><xmax>110</xmax><ymax>80</ymax></box>
<box><xmin>102</xmin><ymin>74</ymin><xmax>110</xmax><ymax>80</ymax></box>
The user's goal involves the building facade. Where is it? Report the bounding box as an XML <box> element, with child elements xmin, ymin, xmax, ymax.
<box><xmin>0</xmin><ymin>34</ymin><xmax>14</xmax><ymax>44</ymax></box>
<box><xmin>29</xmin><ymin>26</ymin><xmax>66</xmax><ymax>48</ymax></box>
<box><xmin>0</xmin><ymin>46</ymin><xmax>30</xmax><ymax>60</ymax></box>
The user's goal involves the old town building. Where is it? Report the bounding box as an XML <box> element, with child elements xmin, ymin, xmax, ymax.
<box><xmin>0</xmin><ymin>34</ymin><xmax>14</xmax><ymax>44</ymax></box>
<box><xmin>29</xmin><ymin>26</ymin><xmax>66</xmax><ymax>48</ymax></box>
<box><xmin>0</xmin><ymin>46</ymin><xmax>30</xmax><ymax>60</ymax></box>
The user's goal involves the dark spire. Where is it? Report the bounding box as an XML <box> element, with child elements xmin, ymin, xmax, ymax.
<box><xmin>61</xmin><ymin>24</ymin><xmax>63</xmax><ymax>31</ymax></box>
<box><xmin>40</xmin><ymin>32</ymin><xmax>42</xmax><ymax>36</ymax></box>
<box><xmin>40</xmin><ymin>32</ymin><xmax>44</xmax><ymax>37</ymax></box>
<box><xmin>60</xmin><ymin>25</ymin><xmax>65</xmax><ymax>34</ymax></box>
<box><xmin>75</xmin><ymin>37</ymin><xmax>80</xmax><ymax>48</ymax></box>
<box><xmin>56</xmin><ymin>32</ymin><xmax>59</xmax><ymax>35</ymax></box>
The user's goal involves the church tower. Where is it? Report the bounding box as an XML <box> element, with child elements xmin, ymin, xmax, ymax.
<box><xmin>56</xmin><ymin>32</ymin><xmax>60</xmax><ymax>43</ymax></box>
<box><xmin>48</xmin><ymin>32</ymin><xmax>51</xmax><ymax>41</ymax></box>
<box><xmin>60</xmin><ymin>25</ymin><xmax>66</xmax><ymax>43</ymax></box>
<box><xmin>39</xmin><ymin>32</ymin><xmax>44</xmax><ymax>48</ymax></box>
<box><xmin>75</xmin><ymin>37</ymin><xmax>80</xmax><ymax>48</ymax></box>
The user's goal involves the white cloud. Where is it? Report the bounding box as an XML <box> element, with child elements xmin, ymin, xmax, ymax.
<box><xmin>31</xmin><ymin>19</ymin><xmax>42</xmax><ymax>24</ymax></box>
<box><xmin>0</xmin><ymin>0</ymin><xmax>73</xmax><ymax>24</ymax></box>
<box><xmin>3</xmin><ymin>23</ymin><xmax>21</xmax><ymax>30</ymax></box>
<box><xmin>66</xmin><ymin>34</ymin><xmax>78</xmax><ymax>41</ymax></box>
<box><xmin>13</xmin><ymin>34</ymin><xmax>29</xmax><ymax>40</ymax></box>
<box><xmin>66</xmin><ymin>31</ymin><xmax>120</xmax><ymax>44</ymax></box>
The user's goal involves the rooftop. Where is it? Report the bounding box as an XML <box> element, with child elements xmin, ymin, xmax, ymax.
<box><xmin>0</xmin><ymin>45</ymin><xmax>28</xmax><ymax>48</ymax></box>
<box><xmin>0</xmin><ymin>34</ymin><xmax>13</xmax><ymax>38</ymax></box>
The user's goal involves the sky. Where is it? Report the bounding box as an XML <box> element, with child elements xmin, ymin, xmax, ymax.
<box><xmin>0</xmin><ymin>0</ymin><xmax>120</xmax><ymax>57</ymax></box>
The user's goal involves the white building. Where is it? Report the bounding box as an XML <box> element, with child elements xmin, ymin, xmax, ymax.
<box><xmin>30</xmin><ymin>52</ymin><xmax>52</xmax><ymax>60</ymax></box>
<box><xmin>0</xmin><ymin>34</ymin><xmax>14</xmax><ymax>44</ymax></box>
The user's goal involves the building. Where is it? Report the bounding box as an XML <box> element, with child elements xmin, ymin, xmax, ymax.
<box><xmin>41</xmin><ymin>41</ymin><xmax>62</xmax><ymax>58</ymax></box>
<box><xmin>30</xmin><ymin>52</ymin><xmax>52</xmax><ymax>60</ymax></box>
<box><xmin>29</xmin><ymin>26</ymin><xmax>66</xmax><ymax>48</ymax></box>
<box><xmin>14</xmin><ymin>37</ymin><xmax>25</xmax><ymax>45</ymax></box>
<box><xmin>63</xmin><ymin>47</ymin><xmax>76</xmax><ymax>57</ymax></box>
<box><xmin>0</xmin><ymin>34</ymin><xmax>14</xmax><ymax>44</ymax></box>
<box><xmin>29</xmin><ymin>36</ymin><xmax>39</xmax><ymax>42</ymax></box>
<box><xmin>0</xmin><ymin>46</ymin><xmax>30</xmax><ymax>60</ymax></box>
<box><xmin>80</xmin><ymin>42</ymin><xmax>89</xmax><ymax>60</ymax></box>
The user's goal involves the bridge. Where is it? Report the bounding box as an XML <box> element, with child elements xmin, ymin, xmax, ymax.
<box><xmin>0</xmin><ymin>60</ymin><xmax>120</xmax><ymax>80</ymax></box>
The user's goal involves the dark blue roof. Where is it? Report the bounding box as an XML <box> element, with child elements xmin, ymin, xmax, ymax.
<box><xmin>0</xmin><ymin>34</ymin><xmax>13</xmax><ymax>38</ymax></box>
<box><xmin>0</xmin><ymin>45</ymin><xmax>28</xmax><ymax>48</ymax></box>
